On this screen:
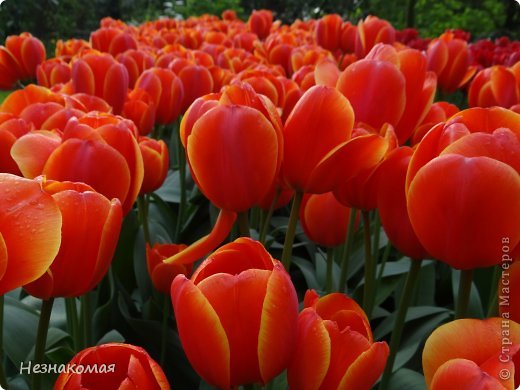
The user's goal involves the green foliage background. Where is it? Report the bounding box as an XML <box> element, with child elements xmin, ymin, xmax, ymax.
<box><xmin>0</xmin><ymin>0</ymin><xmax>518</xmax><ymax>49</ymax></box>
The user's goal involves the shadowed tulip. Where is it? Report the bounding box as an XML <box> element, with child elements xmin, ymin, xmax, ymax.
<box><xmin>0</xmin><ymin>174</ymin><xmax>62</xmax><ymax>295</ymax></box>
<box><xmin>288</xmin><ymin>290</ymin><xmax>389</xmax><ymax>390</ymax></box>
<box><xmin>411</xmin><ymin>101</ymin><xmax>460</xmax><ymax>145</ymax></box>
<box><xmin>423</xmin><ymin>318</ymin><xmax>520</xmax><ymax>390</ymax></box>
<box><xmin>171</xmin><ymin>238</ymin><xmax>298</xmax><ymax>389</ymax></box>
<box><xmin>55</xmin><ymin>343</ymin><xmax>170</xmax><ymax>389</ymax></box>
<box><xmin>406</xmin><ymin>107</ymin><xmax>520</xmax><ymax>269</ymax></box>
<box><xmin>24</xmin><ymin>179</ymin><xmax>122</xmax><ymax>298</ymax></box>
<box><xmin>138</xmin><ymin>136</ymin><xmax>169</xmax><ymax>194</ymax></box>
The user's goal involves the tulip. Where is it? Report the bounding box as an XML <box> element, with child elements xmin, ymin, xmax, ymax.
<box><xmin>70</xmin><ymin>51</ymin><xmax>129</xmax><ymax>114</ymax></box>
<box><xmin>0</xmin><ymin>114</ymin><xmax>32</xmax><ymax>175</ymax></box>
<box><xmin>177</xmin><ymin>64</ymin><xmax>214</xmax><ymax>111</ymax></box>
<box><xmin>90</xmin><ymin>27</ymin><xmax>138</xmax><ymax>57</ymax></box>
<box><xmin>54</xmin><ymin>343</ymin><xmax>170</xmax><ymax>389</ymax></box>
<box><xmin>171</xmin><ymin>238</ymin><xmax>299</xmax><ymax>389</ymax></box>
<box><xmin>411</xmin><ymin>101</ymin><xmax>459</xmax><ymax>145</ymax></box>
<box><xmin>4</xmin><ymin>33</ymin><xmax>46</xmax><ymax>81</ymax></box>
<box><xmin>1</xmin><ymin>84</ymin><xmax>64</xmax><ymax>116</ymax></box>
<box><xmin>406</xmin><ymin>107</ymin><xmax>520</xmax><ymax>270</ymax></box>
<box><xmin>0</xmin><ymin>46</ymin><xmax>22</xmax><ymax>89</ymax></box>
<box><xmin>138</xmin><ymin>136</ymin><xmax>169</xmax><ymax>194</ymax></box>
<box><xmin>355</xmin><ymin>15</ymin><xmax>395</xmax><ymax>59</ymax></box>
<box><xmin>36</xmin><ymin>58</ymin><xmax>71</xmax><ymax>88</ymax></box>
<box><xmin>315</xmin><ymin>14</ymin><xmax>343</xmax><ymax>52</ymax></box>
<box><xmin>116</xmin><ymin>49</ymin><xmax>155</xmax><ymax>88</ymax></box>
<box><xmin>0</xmin><ymin>174</ymin><xmax>62</xmax><ymax>295</ymax></box>
<box><xmin>122</xmin><ymin>89</ymin><xmax>156</xmax><ymax>136</ymax></box>
<box><xmin>248</xmin><ymin>10</ymin><xmax>273</xmax><ymax>40</ymax></box>
<box><xmin>146</xmin><ymin>243</ymin><xmax>189</xmax><ymax>294</ymax></box>
<box><xmin>288</xmin><ymin>290</ymin><xmax>389</xmax><ymax>390</ymax></box>
<box><xmin>24</xmin><ymin>179</ymin><xmax>122</xmax><ymax>298</ymax></box>
<box><xmin>426</xmin><ymin>31</ymin><xmax>476</xmax><ymax>94</ymax></box>
<box><xmin>55</xmin><ymin>39</ymin><xmax>91</xmax><ymax>59</ymax></box>
<box><xmin>422</xmin><ymin>318</ymin><xmax>520</xmax><ymax>390</ymax></box>
<box><xmin>468</xmin><ymin>64</ymin><xmax>520</xmax><ymax>109</ymax></box>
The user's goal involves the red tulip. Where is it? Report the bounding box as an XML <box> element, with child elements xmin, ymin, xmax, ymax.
<box><xmin>300</xmin><ymin>192</ymin><xmax>356</xmax><ymax>248</ymax></box>
<box><xmin>315</xmin><ymin>14</ymin><xmax>343</xmax><ymax>52</ymax></box>
<box><xmin>406</xmin><ymin>107</ymin><xmax>520</xmax><ymax>269</ymax></box>
<box><xmin>122</xmin><ymin>88</ymin><xmax>156</xmax><ymax>136</ymax></box>
<box><xmin>248</xmin><ymin>10</ymin><xmax>273</xmax><ymax>40</ymax></box>
<box><xmin>411</xmin><ymin>101</ymin><xmax>460</xmax><ymax>145</ymax></box>
<box><xmin>288</xmin><ymin>290</ymin><xmax>389</xmax><ymax>390</ymax></box>
<box><xmin>355</xmin><ymin>16</ymin><xmax>395</xmax><ymax>59</ymax></box>
<box><xmin>1</xmin><ymin>84</ymin><xmax>64</xmax><ymax>116</ymax></box>
<box><xmin>146</xmin><ymin>243</ymin><xmax>189</xmax><ymax>294</ymax></box>
<box><xmin>468</xmin><ymin>64</ymin><xmax>520</xmax><ymax>109</ymax></box>
<box><xmin>90</xmin><ymin>27</ymin><xmax>138</xmax><ymax>57</ymax></box>
<box><xmin>55</xmin><ymin>38</ymin><xmax>91</xmax><ymax>59</ymax></box>
<box><xmin>138</xmin><ymin>136</ymin><xmax>169</xmax><ymax>194</ymax></box>
<box><xmin>4</xmin><ymin>33</ymin><xmax>46</xmax><ymax>81</ymax></box>
<box><xmin>0</xmin><ymin>114</ymin><xmax>32</xmax><ymax>175</ymax></box>
<box><xmin>36</xmin><ymin>58</ymin><xmax>71</xmax><ymax>88</ymax></box>
<box><xmin>177</xmin><ymin>64</ymin><xmax>214</xmax><ymax>111</ymax></box>
<box><xmin>423</xmin><ymin>318</ymin><xmax>520</xmax><ymax>390</ymax></box>
<box><xmin>24</xmin><ymin>179</ymin><xmax>122</xmax><ymax>298</ymax></box>
<box><xmin>116</xmin><ymin>49</ymin><xmax>155</xmax><ymax>88</ymax></box>
<box><xmin>54</xmin><ymin>343</ymin><xmax>170</xmax><ymax>389</ymax></box>
<box><xmin>171</xmin><ymin>238</ymin><xmax>298</xmax><ymax>389</ymax></box>
<box><xmin>0</xmin><ymin>174</ymin><xmax>62</xmax><ymax>295</ymax></box>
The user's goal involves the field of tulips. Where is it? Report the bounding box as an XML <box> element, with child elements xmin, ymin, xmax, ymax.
<box><xmin>0</xmin><ymin>6</ymin><xmax>519</xmax><ymax>390</ymax></box>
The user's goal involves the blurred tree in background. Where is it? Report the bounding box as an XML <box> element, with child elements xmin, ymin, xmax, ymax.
<box><xmin>0</xmin><ymin>0</ymin><xmax>518</xmax><ymax>50</ymax></box>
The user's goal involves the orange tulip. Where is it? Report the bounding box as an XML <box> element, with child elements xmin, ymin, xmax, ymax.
<box><xmin>138</xmin><ymin>136</ymin><xmax>169</xmax><ymax>194</ymax></box>
<box><xmin>423</xmin><ymin>318</ymin><xmax>520</xmax><ymax>389</ymax></box>
<box><xmin>146</xmin><ymin>243</ymin><xmax>190</xmax><ymax>294</ymax></box>
<box><xmin>0</xmin><ymin>114</ymin><xmax>31</xmax><ymax>175</ymax></box>
<box><xmin>12</xmin><ymin>112</ymin><xmax>144</xmax><ymax>215</ymax></box>
<box><xmin>116</xmin><ymin>49</ymin><xmax>155</xmax><ymax>88</ymax></box>
<box><xmin>134</xmin><ymin>67</ymin><xmax>184</xmax><ymax>125</ymax></box>
<box><xmin>0</xmin><ymin>46</ymin><xmax>22</xmax><ymax>89</ymax></box>
<box><xmin>70</xmin><ymin>51</ymin><xmax>129</xmax><ymax>114</ymax></box>
<box><xmin>288</xmin><ymin>290</ymin><xmax>389</xmax><ymax>390</ymax></box>
<box><xmin>355</xmin><ymin>16</ymin><xmax>395</xmax><ymax>59</ymax></box>
<box><xmin>300</xmin><ymin>192</ymin><xmax>356</xmax><ymax>248</ymax></box>
<box><xmin>24</xmin><ymin>179</ymin><xmax>122</xmax><ymax>298</ymax></box>
<box><xmin>248</xmin><ymin>10</ymin><xmax>273</xmax><ymax>40</ymax></box>
<box><xmin>282</xmin><ymin>85</ymin><xmax>355</xmax><ymax>194</ymax></box>
<box><xmin>171</xmin><ymin>238</ymin><xmax>298</xmax><ymax>389</ymax></box>
<box><xmin>55</xmin><ymin>38</ymin><xmax>91</xmax><ymax>59</ymax></box>
<box><xmin>55</xmin><ymin>343</ymin><xmax>170</xmax><ymax>389</ymax></box>
<box><xmin>426</xmin><ymin>32</ymin><xmax>476</xmax><ymax>94</ymax></box>
<box><xmin>315</xmin><ymin>14</ymin><xmax>343</xmax><ymax>52</ymax></box>
<box><xmin>0</xmin><ymin>174</ymin><xmax>62</xmax><ymax>295</ymax></box>
<box><xmin>36</xmin><ymin>58</ymin><xmax>71</xmax><ymax>89</ymax></box>
<box><xmin>177</xmin><ymin>64</ymin><xmax>214</xmax><ymax>111</ymax></box>
<box><xmin>1</xmin><ymin>84</ymin><xmax>64</xmax><ymax>116</ymax></box>
<box><xmin>468</xmin><ymin>64</ymin><xmax>520</xmax><ymax>109</ymax></box>
<box><xmin>122</xmin><ymin>88</ymin><xmax>156</xmax><ymax>136</ymax></box>
<box><xmin>4</xmin><ymin>33</ymin><xmax>46</xmax><ymax>81</ymax></box>
<box><xmin>406</xmin><ymin>107</ymin><xmax>520</xmax><ymax>269</ymax></box>
<box><xmin>90</xmin><ymin>27</ymin><xmax>138</xmax><ymax>57</ymax></box>
<box><xmin>411</xmin><ymin>101</ymin><xmax>459</xmax><ymax>145</ymax></box>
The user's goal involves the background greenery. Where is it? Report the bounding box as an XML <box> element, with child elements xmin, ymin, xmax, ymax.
<box><xmin>0</xmin><ymin>0</ymin><xmax>518</xmax><ymax>52</ymax></box>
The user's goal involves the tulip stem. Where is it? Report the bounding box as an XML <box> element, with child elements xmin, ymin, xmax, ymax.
<box><xmin>137</xmin><ymin>195</ymin><xmax>152</xmax><ymax>245</ymax></box>
<box><xmin>338</xmin><ymin>209</ymin><xmax>357</xmax><ymax>292</ymax></box>
<box><xmin>362</xmin><ymin>210</ymin><xmax>375</xmax><ymax>319</ymax></box>
<box><xmin>175</xmin><ymin>122</ymin><xmax>187</xmax><ymax>242</ymax></box>
<box><xmin>81</xmin><ymin>294</ymin><xmax>92</xmax><ymax>348</ymax></box>
<box><xmin>379</xmin><ymin>258</ymin><xmax>423</xmax><ymax>390</ymax></box>
<box><xmin>372</xmin><ymin>212</ymin><xmax>381</xmax><ymax>259</ymax></box>
<box><xmin>325</xmin><ymin>247</ymin><xmax>335</xmax><ymax>293</ymax></box>
<box><xmin>237</xmin><ymin>212</ymin><xmax>250</xmax><ymax>237</ymax></box>
<box><xmin>160</xmin><ymin>295</ymin><xmax>170</xmax><ymax>366</ymax></box>
<box><xmin>486</xmin><ymin>265</ymin><xmax>500</xmax><ymax>317</ymax></box>
<box><xmin>0</xmin><ymin>295</ymin><xmax>8</xmax><ymax>390</ymax></box>
<box><xmin>65</xmin><ymin>298</ymin><xmax>81</xmax><ymax>351</ymax></box>
<box><xmin>259</xmin><ymin>188</ymin><xmax>281</xmax><ymax>245</ymax></box>
<box><xmin>455</xmin><ymin>269</ymin><xmax>474</xmax><ymax>319</ymax></box>
<box><xmin>32</xmin><ymin>298</ymin><xmax>54</xmax><ymax>390</ymax></box>
<box><xmin>281</xmin><ymin>191</ymin><xmax>303</xmax><ymax>271</ymax></box>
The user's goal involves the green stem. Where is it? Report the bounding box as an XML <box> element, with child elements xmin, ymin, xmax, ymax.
<box><xmin>372</xmin><ymin>212</ymin><xmax>380</xmax><ymax>260</ymax></box>
<box><xmin>175</xmin><ymin>121</ymin><xmax>187</xmax><ymax>242</ymax></box>
<box><xmin>362</xmin><ymin>210</ymin><xmax>375</xmax><ymax>319</ymax></box>
<box><xmin>455</xmin><ymin>269</ymin><xmax>474</xmax><ymax>319</ymax></box>
<box><xmin>32</xmin><ymin>298</ymin><xmax>54</xmax><ymax>390</ymax></box>
<box><xmin>160</xmin><ymin>295</ymin><xmax>170</xmax><ymax>366</ymax></box>
<box><xmin>338</xmin><ymin>209</ymin><xmax>357</xmax><ymax>292</ymax></box>
<box><xmin>376</xmin><ymin>242</ymin><xmax>393</xmax><ymax>283</ymax></box>
<box><xmin>379</xmin><ymin>259</ymin><xmax>423</xmax><ymax>390</ymax></box>
<box><xmin>0</xmin><ymin>295</ymin><xmax>8</xmax><ymax>389</ymax></box>
<box><xmin>81</xmin><ymin>294</ymin><xmax>92</xmax><ymax>348</ymax></box>
<box><xmin>325</xmin><ymin>247</ymin><xmax>335</xmax><ymax>293</ymax></box>
<box><xmin>237</xmin><ymin>212</ymin><xmax>251</xmax><ymax>237</ymax></box>
<box><xmin>281</xmin><ymin>191</ymin><xmax>304</xmax><ymax>271</ymax></box>
<box><xmin>65</xmin><ymin>298</ymin><xmax>81</xmax><ymax>351</ymax></box>
<box><xmin>259</xmin><ymin>188</ymin><xmax>281</xmax><ymax>245</ymax></box>
<box><xmin>137</xmin><ymin>195</ymin><xmax>152</xmax><ymax>245</ymax></box>
<box><xmin>486</xmin><ymin>265</ymin><xmax>500</xmax><ymax>317</ymax></box>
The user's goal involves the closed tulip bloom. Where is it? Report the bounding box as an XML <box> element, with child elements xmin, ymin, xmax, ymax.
<box><xmin>24</xmin><ymin>179</ymin><xmax>122</xmax><ymax>298</ymax></box>
<box><xmin>0</xmin><ymin>174</ymin><xmax>62</xmax><ymax>295</ymax></box>
<box><xmin>116</xmin><ymin>49</ymin><xmax>155</xmax><ymax>88</ymax></box>
<box><xmin>282</xmin><ymin>85</ymin><xmax>355</xmax><ymax>194</ymax></box>
<box><xmin>36</xmin><ymin>58</ymin><xmax>71</xmax><ymax>88</ymax></box>
<box><xmin>55</xmin><ymin>39</ymin><xmax>91</xmax><ymax>59</ymax></box>
<box><xmin>300</xmin><ymin>192</ymin><xmax>356</xmax><ymax>248</ymax></box>
<box><xmin>177</xmin><ymin>64</ymin><xmax>214</xmax><ymax>111</ymax></box>
<box><xmin>171</xmin><ymin>238</ymin><xmax>299</xmax><ymax>389</ymax></box>
<box><xmin>468</xmin><ymin>64</ymin><xmax>520</xmax><ymax>109</ymax></box>
<box><xmin>288</xmin><ymin>290</ymin><xmax>389</xmax><ymax>390</ymax></box>
<box><xmin>248</xmin><ymin>10</ymin><xmax>273</xmax><ymax>40</ymax></box>
<box><xmin>123</xmin><ymin>88</ymin><xmax>156</xmax><ymax>136</ymax></box>
<box><xmin>0</xmin><ymin>115</ymin><xmax>31</xmax><ymax>175</ymax></box>
<box><xmin>411</xmin><ymin>101</ymin><xmax>460</xmax><ymax>145</ymax></box>
<box><xmin>423</xmin><ymin>318</ymin><xmax>520</xmax><ymax>390</ymax></box>
<box><xmin>55</xmin><ymin>343</ymin><xmax>170</xmax><ymax>389</ymax></box>
<box><xmin>4</xmin><ymin>33</ymin><xmax>46</xmax><ymax>81</ymax></box>
<box><xmin>1</xmin><ymin>84</ymin><xmax>64</xmax><ymax>116</ymax></box>
<box><xmin>146</xmin><ymin>243</ymin><xmax>189</xmax><ymax>294</ymax></box>
<box><xmin>138</xmin><ymin>136</ymin><xmax>169</xmax><ymax>194</ymax></box>
<box><xmin>355</xmin><ymin>15</ymin><xmax>395</xmax><ymax>59</ymax></box>
<box><xmin>315</xmin><ymin>14</ymin><xmax>343</xmax><ymax>52</ymax></box>
<box><xmin>406</xmin><ymin>107</ymin><xmax>520</xmax><ymax>269</ymax></box>
<box><xmin>90</xmin><ymin>27</ymin><xmax>138</xmax><ymax>57</ymax></box>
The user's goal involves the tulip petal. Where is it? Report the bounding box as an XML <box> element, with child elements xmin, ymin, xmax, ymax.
<box><xmin>171</xmin><ymin>276</ymin><xmax>231</xmax><ymax>389</ymax></box>
<box><xmin>338</xmin><ymin>341</ymin><xmax>389</xmax><ymax>389</ymax></box>
<box><xmin>0</xmin><ymin>233</ymin><xmax>7</xmax><ymax>280</ymax></box>
<box><xmin>430</xmin><ymin>359</ymin><xmax>506</xmax><ymax>390</ymax></box>
<box><xmin>11</xmin><ymin>130</ymin><xmax>62</xmax><ymax>178</ymax></box>
<box><xmin>258</xmin><ymin>262</ymin><xmax>299</xmax><ymax>382</ymax></box>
